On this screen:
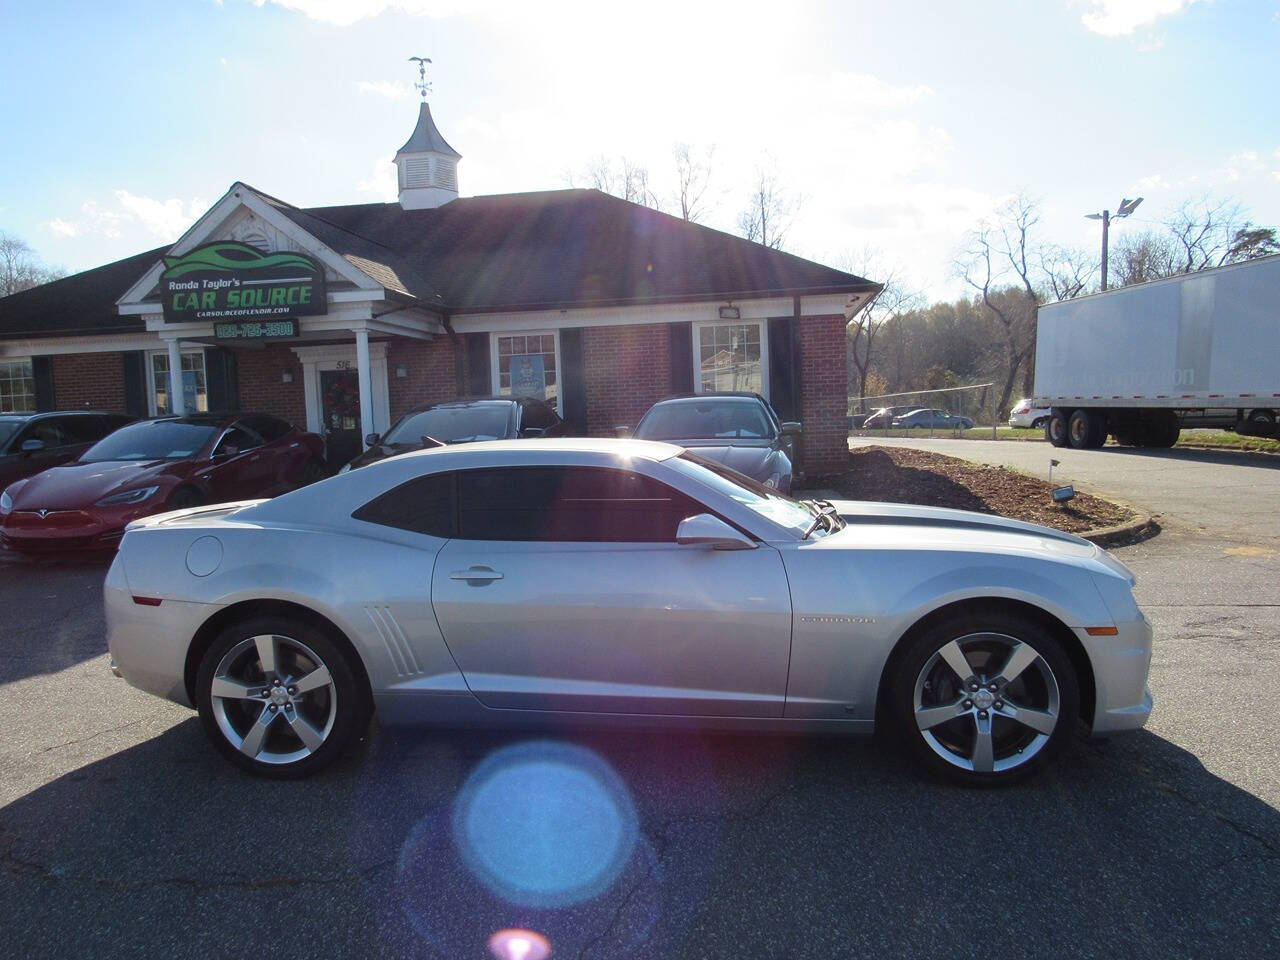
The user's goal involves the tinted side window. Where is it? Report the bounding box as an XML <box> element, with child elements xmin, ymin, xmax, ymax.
<box><xmin>353</xmin><ymin>472</ymin><xmax>456</xmax><ymax>537</ymax></box>
<box><xmin>244</xmin><ymin>415</ymin><xmax>292</xmax><ymax>442</ymax></box>
<box><xmin>20</xmin><ymin>419</ymin><xmax>69</xmax><ymax>449</ymax></box>
<box><xmin>216</xmin><ymin>425</ymin><xmax>263</xmax><ymax>454</ymax></box>
<box><xmin>58</xmin><ymin>415</ymin><xmax>109</xmax><ymax>444</ymax></box>
<box><xmin>457</xmin><ymin>466</ymin><xmax>700</xmax><ymax>542</ymax></box>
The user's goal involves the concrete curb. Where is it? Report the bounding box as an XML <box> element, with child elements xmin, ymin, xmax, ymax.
<box><xmin>1080</xmin><ymin>512</ymin><xmax>1158</xmax><ymax>547</ymax></box>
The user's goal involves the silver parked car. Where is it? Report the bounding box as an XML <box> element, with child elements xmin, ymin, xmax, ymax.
<box><xmin>106</xmin><ymin>439</ymin><xmax>1152</xmax><ymax>784</ymax></box>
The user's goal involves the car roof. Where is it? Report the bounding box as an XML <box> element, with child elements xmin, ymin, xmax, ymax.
<box><xmin>0</xmin><ymin>410</ymin><xmax>126</xmax><ymax>421</ymax></box>
<box><xmin>404</xmin><ymin>396</ymin><xmax>528</xmax><ymax>414</ymax></box>
<box><xmin>651</xmin><ymin>392</ymin><xmax>766</xmax><ymax>405</ymax></box>
<box><xmin>392</xmin><ymin>436</ymin><xmax>682</xmax><ymax>462</ymax></box>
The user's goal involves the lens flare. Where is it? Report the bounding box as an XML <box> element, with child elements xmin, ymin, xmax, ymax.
<box><xmin>452</xmin><ymin>741</ymin><xmax>638</xmax><ymax>908</ymax></box>
<box><xmin>489</xmin><ymin>928</ymin><xmax>551</xmax><ymax>960</ymax></box>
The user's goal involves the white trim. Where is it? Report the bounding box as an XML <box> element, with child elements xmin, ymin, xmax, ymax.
<box><xmin>117</xmin><ymin>183</ymin><xmax>385</xmax><ymax>309</ymax></box>
<box><xmin>0</xmin><ymin>334</ymin><xmax>191</xmax><ymax>358</ymax></box>
<box><xmin>450</xmin><ymin>293</ymin><xmax>856</xmax><ymax>335</ymax></box>
<box><xmin>145</xmin><ymin>346</ymin><xmax>208</xmax><ymax>417</ymax></box>
<box><xmin>290</xmin><ymin>342</ymin><xmax>391</xmax><ymax>439</ymax></box>
<box><xmin>489</xmin><ymin>329</ymin><xmax>563</xmax><ymax>416</ymax></box>
<box><xmin>691</xmin><ymin>318</ymin><xmax>770</xmax><ymax>401</ymax></box>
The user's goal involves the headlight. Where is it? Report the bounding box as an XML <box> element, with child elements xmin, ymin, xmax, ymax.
<box><xmin>95</xmin><ymin>486</ymin><xmax>160</xmax><ymax>507</ymax></box>
<box><xmin>337</xmin><ymin>462</ymin><xmax>352</xmax><ymax>475</ymax></box>
<box><xmin>0</xmin><ymin>490</ymin><xmax>11</xmax><ymax>513</ymax></box>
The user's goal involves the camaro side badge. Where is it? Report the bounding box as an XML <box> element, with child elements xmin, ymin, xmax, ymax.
<box><xmin>800</xmin><ymin>616</ymin><xmax>876</xmax><ymax>624</ymax></box>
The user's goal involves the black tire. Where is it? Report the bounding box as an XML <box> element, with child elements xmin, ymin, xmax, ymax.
<box><xmin>885</xmin><ymin>609</ymin><xmax>1080</xmax><ymax>787</ymax></box>
<box><xmin>1067</xmin><ymin>409</ymin><xmax>1097</xmax><ymax>449</ymax></box>
<box><xmin>301</xmin><ymin>458</ymin><xmax>329</xmax><ymax>486</ymax></box>
<box><xmin>1246</xmin><ymin>409</ymin><xmax>1276</xmax><ymax>438</ymax></box>
<box><xmin>1046</xmin><ymin>409</ymin><xmax>1069</xmax><ymax>447</ymax></box>
<box><xmin>1138</xmin><ymin>411</ymin><xmax>1180</xmax><ymax>448</ymax></box>
<box><xmin>166</xmin><ymin>486</ymin><xmax>204</xmax><ymax>510</ymax></box>
<box><xmin>1030</xmin><ymin>417</ymin><xmax>1048</xmax><ymax>430</ymax></box>
<box><xmin>195</xmin><ymin>615</ymin><xmax>365</xmax><ymax>778</ymax></box>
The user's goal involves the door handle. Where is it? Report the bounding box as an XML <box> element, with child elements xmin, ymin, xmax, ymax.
<box><xmin>450</xmin><ymin>566</ymin><xmax>504</xmax><ymax>583</ymax></box>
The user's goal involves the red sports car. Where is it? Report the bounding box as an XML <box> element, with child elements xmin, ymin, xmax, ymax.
<box><xmin>0</xmin><ymin>413</ymin><xmax>326</xmax><ymax>554</ymax></box>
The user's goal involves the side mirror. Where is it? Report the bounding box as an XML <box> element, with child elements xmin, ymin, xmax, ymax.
<box><xmin>614</xmin><ymin>425</ymin><xmax>632</xmax><ymax>439</ymax></box>
<box><xmin>20</xmin><ymin>439</ymin><xmax>44</xmax><ymax>454</ymax></box>
<box><xmin>780</xmin><ymin>421</ymin><xmax>802</xmax><ymax>436</ymax></box>
<box><xmin>365</xmin><ymin>433</ymin><xmax>381</xmax><ymax>447</ymax></box>
<box><xmin>216</xmin><ymin>445</ymin><xmax>240</xmax><ymax>459</ymax></box>
<box><xmin>676</xmin><ymin>513</ymin><xmax>756</xmax><ymax>551</ymax></box>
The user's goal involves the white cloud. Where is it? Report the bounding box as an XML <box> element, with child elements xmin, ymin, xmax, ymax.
<box><xmin>45</xmin><ymin>192</ymin><xmax>208</xmax><ymax>244</ymax></box>
<box><xmin>1076</xmin><ymin>0</ymin><xmax>1201</xmax><ymax>37</ymax></box>
<box><xmin>357</xmin><ymin>155</ymin><xmax>398</xmax><ymax>201</ymax></box>
<box><xmin>356</xmin><ymin>80</ymin><xmax>410</xmax><ymax>99</ymax></box>
<box><xmin>249</xmin><ymin>0</ymin><xmax>489</xmax><ymax>27</ymax></box>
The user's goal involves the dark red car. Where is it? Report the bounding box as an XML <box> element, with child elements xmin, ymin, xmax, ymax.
<box><xmin>0</xmin><ymin>413</ymin><xmax>325</xmax><ymax>554</ymax></box>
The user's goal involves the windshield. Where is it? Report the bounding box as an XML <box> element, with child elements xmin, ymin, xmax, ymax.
<box><xmin>385</xmin><ymin>406</ymin><xmax>513</xmax><ymax>444</ymax></box>
<box><xmin>80</xmin><ymin>421</ymin><xmax>218</xmax><ymax>462</ymax></box>
<box><xmin>635</xmin><ymin>400</ymin><xmax>772</xmax><ymax>441</ymax></box>
<box><xmin>667</xmin><ymin>450</ymin><xmax>815</xmax><ymax>533</ymax></box>
<box><xmin>0</xmin><ymin>419</ymin><xmax>23</xmax><ymax>449</ymax></box>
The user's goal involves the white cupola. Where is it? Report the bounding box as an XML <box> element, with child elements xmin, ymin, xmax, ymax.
<box><xmin>394</xmin><ymin>102</ymin><xmax>462</xmax><ymax>210</ymax></box>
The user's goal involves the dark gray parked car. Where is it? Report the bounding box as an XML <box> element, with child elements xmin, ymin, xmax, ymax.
<box><xmin>0</xmin><ymin>411</ymin><xmax>135</xmax><ymax>493</ymax></box>
<box><xmin>631</xmin><ymin>392</ymin><xmax>799</xmax><ymax>493</ymax></box>
<box><xmin>892</xmin><ymin>408</ymin><xmax>975</xmax><ymax>430</ymax></box>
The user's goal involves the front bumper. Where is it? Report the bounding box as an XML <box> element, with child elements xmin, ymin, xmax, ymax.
<box><xmin>2</xmin><ymin>502</ymin><xmax>161</xmax><ymax>553</ymax></box>
<box><xmin>1083</xmin><ymin>614</ymin><xmax>1154</xmax><ymax>734</ymax></box>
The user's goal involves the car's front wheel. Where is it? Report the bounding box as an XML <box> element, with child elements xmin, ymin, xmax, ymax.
<box><xmin>195</xmin><ymin>616</ymin><xmax>364</xmax><ymax>778</ymax></box>
<box><xmin>886</xmin><ymin>610</ymin><xmax>1080</xmax><ymax>786</ymax></box>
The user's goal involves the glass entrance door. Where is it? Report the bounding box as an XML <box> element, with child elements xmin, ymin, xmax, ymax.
<box><xmin>320</xmin><ymin>369</ymin><xmax>361</xmax><ymax>467</ymax></box>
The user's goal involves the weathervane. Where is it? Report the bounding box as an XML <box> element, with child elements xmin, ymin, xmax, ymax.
<box><xmin>408</xmin><ymin>56</ymin><xmax>432</xmax><ymax>101</ymax></box>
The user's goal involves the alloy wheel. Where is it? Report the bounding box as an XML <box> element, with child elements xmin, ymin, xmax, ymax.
<box><xmin>912</xmin><ymin>631</ymin><xmax>1061</xmax><ymax>774</ymax></box>
<box><xmin>209</xmin><ymin>634</ymin><xmax>338</xmax><ymax>765</ymax></box>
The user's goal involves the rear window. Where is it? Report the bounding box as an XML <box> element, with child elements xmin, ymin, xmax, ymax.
<box><xmin>385</xmin><ymin>405</ymin><xmax>514</xmax><ymax>445</ymax></box>
<box><xmin>80</xmin><ymin>420</ymin><xmax>219</xmax><ymax>462</ymax></box>
<box><xmin>635</xmin><ymin>400</ymin><xmax>772</xmax><ymax>441</ymax></box>
<box><xmin>352</xmin><ymin>472</ymin><xmax>456</xmax><ymax>538</ymax></box>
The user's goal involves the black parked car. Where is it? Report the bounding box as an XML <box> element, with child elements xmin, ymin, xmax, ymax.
<box><xmin>339</xmin><ymin>396</ymin><xmax>569</xmax><ymax>472</ymax></box>
<box><xmin>0</xmin><ymin>411</ymin><xmax>136</xmax><ymax>493</ymax></box>
<box><xmin>631</xmin><ymin>392</ymin><xmax>800</xmax><ymax>493</ymax></box>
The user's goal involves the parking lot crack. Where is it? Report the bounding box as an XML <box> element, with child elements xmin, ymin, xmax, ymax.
<box><xmin>29</xmin><ymin>717</ymin><xmax>152</xmax><ymax>756</ymax></box>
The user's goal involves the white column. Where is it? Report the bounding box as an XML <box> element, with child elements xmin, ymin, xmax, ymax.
<box><xmin>355</xmin><ymin>328</ymin><xmax>374</xmax><ymax>448</ymax></box>
<box><xmin>166</xmin><ymin>338</ymin><xmax>186</xmax><ymax>415</ymax></box>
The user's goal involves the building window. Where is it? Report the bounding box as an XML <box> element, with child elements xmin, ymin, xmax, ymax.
<box><xmin>150</xmin><ymin>350</ymin><xmax>208</xmax><ymax>416</ymax></box>
<box><xmin>494</xmin><ymin>332</ymin><xmax>558</xmax><ymax>409</ymax></box>
<box><xmin>0</xmin><ymin>359</ymin><xmax>36</xmax><ymax>413</ymax></box>
<box><xmin>695</xmin><ymin>321</ymin><xmax>766</xmax><ymax>397</ymax></box>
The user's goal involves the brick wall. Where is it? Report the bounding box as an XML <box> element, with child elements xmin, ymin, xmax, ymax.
<box><xmin>387</xmin><ymin>337</ymin><xmax>462</xmax><ymax>420</ymax></box>
<box><xmin>796</xmin><ymin>314</ymin><xmax>850</xmax><ymax>476</ymax></box>
<box><xmin>51</xmin><ymin>352</ymin><xmax>127</xmax><ymax>411</ymax></box>
<box><xmin>235</xmin><ymin>345</ymin><xmax>306</xmax><ymax>427</ymax></box>
<box><xmin>583</xmin><ymin>323</ymin><xmax>673</xmax><ymax>436</ymax></box>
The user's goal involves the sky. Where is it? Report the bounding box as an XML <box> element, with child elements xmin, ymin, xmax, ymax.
<box><xmin>1</xmin><ymin>0</ymin><xmax>1278</xmax><ymax>301</ymax></box>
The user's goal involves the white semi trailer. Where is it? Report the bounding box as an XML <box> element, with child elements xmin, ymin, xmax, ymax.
<box><xmin>1032</xmin><ymin>254</ymin><xmax>1280</xmax><ymax>448</ymax></box>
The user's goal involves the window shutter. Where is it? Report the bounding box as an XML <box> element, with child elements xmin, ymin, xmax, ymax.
<box><xmin>559</xmin><ymin>327</ymin><xmax>587</xmax><ymax>432</ymax></box>
<box><xmin>121</xmin><ymin>351</ymin><xmax>149</xmax><ymax>417</ymax></box>
<box><xmin>767</xmin><ymin>316</ymin><xmax>799</xmax><ymax>421</ymax></box>
<box><xmin>32</xmin><ymin>356</ymin><xmax>55</xmax><ymax>412</ymax></box>
<box><xmin>668</xmin><ymin>322</ymin><xmax>693</xmax><ymax>395</ymax></box>
<box><xmin>205</xmin><ymin>348</ymin><xmax>239</xmax><ymax>413</ymax></box>
<box><xmin>465</xmin><ymin>333</ymin><xmax>490</xmax><ymax>397</ymax></box>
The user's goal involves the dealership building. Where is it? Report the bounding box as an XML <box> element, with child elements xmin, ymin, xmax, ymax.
<box><xmin>0</xmin><ymin>100</ymin><xmax>878</xmax><ymax>473</ymax></box>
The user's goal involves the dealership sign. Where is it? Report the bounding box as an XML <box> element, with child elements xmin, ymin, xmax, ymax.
<box><xmin>159</xmin><ymin>241</ymin><xmax>327</xmax><ymax>323</ymax></box>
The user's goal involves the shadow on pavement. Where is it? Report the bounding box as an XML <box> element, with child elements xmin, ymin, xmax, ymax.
<box><xmin>2</xmin><ymin>719</ymin><xmax>1278</xmax><ymax>959</ymax></box>
<box><xmin>1096</xmin><ymin>446</ymin><xmax>1280</xmax><ymax>470</ymax></box>
<box><xmin>0</xmin><ymin>556</ymin><xmax>111</xmax><ymax>684</ymax></box>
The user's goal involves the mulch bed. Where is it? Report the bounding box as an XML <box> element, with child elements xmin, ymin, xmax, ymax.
<box><xmin>820</xmin><ymin>446</ymin><xmax>1135</xmax><ymax>535</ymax></box>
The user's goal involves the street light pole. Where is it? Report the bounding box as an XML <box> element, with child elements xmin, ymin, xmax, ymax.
<box><xmin>1086</xmin><ymin>197</ymin><xmax>1142</xmax><ymax>293</ymax></box>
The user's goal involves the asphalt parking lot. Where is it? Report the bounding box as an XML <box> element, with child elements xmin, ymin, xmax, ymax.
<box><xmin>2</xmin><ymin>443</ymin><xmax>1279</xmax><ymax>959</ymax></box>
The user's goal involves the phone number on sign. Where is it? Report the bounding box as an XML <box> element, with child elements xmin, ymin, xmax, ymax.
<box><xmin>214</xmin><ymin>320</ymin><xmax>298</xmax><ymax>339</ymax></box>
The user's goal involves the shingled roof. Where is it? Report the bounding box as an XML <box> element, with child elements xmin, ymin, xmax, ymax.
<box><xmin>0</xmin><ymin>187</ymin><xmax>877</xmax><ymax>338</ymax></box>
<box><xmin>394</xmin><ymin>103</ymin><xmax>462</xmax><ymax>160</ymax></box>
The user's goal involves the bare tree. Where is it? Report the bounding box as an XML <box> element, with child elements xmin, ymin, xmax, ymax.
<box><xmin>841</xmin><ymin>248</ymin><xmax>920</xmax><ymax>410</ymax></box>
<box><xmin>1038</xmin><ymin>244</ymin><xmax>1097</xmax><ymax>302</ymax></box>
<box><xmin>571</xmin><ymin>155</ymin><xmax>662</xmax><ymax>209</ymax></box>
<box><xmin>1111</xmin><ymin>197</ymin><xmax>1278</xmax><ymax>286</ymax></box>
<box><xmin>738</xmin><ymin>164</ymin><xmax>796</xmax><ymax>250</ymax></box>
<box><xmin>1</xmin><ymin>231</ymin><xmax>65</xmax><ymax>297</ymax></box>
<box><xmin>1167</xmin><ymin>197</ymin><xmax>1245</xmax><ymax>272</ymax></box>
<box><xmin>671</xmin><ymin>142</ymin><xmax>715</xmax><ymax>222</ymax></box>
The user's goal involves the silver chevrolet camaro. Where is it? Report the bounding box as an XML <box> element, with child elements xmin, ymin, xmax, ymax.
<box><xmin>105</xmin><ymin>439</ymin><xmax>1153</xmax><ymax>784</ymax></box>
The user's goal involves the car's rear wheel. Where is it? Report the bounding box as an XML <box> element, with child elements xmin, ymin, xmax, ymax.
<box><xmin>167</xmin><ymin>486</ymin><xmax>204</xmax><ymax>510</ymax></box>
<box><xmin>887</xmin><ymin>611</ymin><xmax>1079</xmax><ymax>786</ymax></box>
<box><xmin>195</xmin><ymin>616</ymin><xmax>363</xmax><ymax>778</ymax></box>
<box><xmin>1031</xmin><ymin>417</ymin><xmax>1048</xmax><ymax>430</ymax></box>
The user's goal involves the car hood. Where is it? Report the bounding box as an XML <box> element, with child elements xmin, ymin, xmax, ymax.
<box><xmin>5</xmin><ymin>460</ymin><xmax>179</xmax><ymax>509</ymax></box>
<box><xmin>680</xmin><ymin>442</ymin><xmax>775</xmax><ymax>478</ymax></box>
<box><xmin>830</xmin><ymin>499</ymin><xmax>1093</xmax><ymax>547</ymax></box>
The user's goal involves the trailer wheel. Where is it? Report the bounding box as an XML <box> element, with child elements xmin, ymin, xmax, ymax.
<box><xmin>1068</xmin><ymin>410</ymin><xmax>1104</xmax><ymax>449</ymax></box>
<box><xmin>1138</xmin><ymin>411</ymin><xmax>1180</xmax><ymax>448</ymax></box>
<box><xmin>1246</xmin><ymin>409</ymin><xmax>1277</xmax><ymax>438</ymax></box>
<box><xmin>1047</xmin><ymin>409</ymin><xmax>1069</xmax><ymax>447</ymax></box>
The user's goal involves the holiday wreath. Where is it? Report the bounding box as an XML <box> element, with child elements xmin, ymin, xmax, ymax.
<box><xmin>324</xmin><ymin>375</ymin><xmax>360</xmax><ymax>418</ymax></box>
